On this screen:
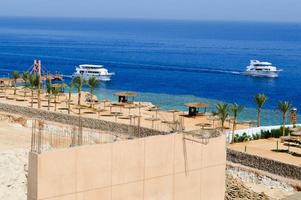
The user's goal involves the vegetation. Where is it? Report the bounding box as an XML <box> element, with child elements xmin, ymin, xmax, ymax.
<box><xmin>233</xmin><ymin>127</ymin><xmax>292</xmax><ymax>143</ymax></box>
<box><xmin>72</xmin><ymin>76</ymin><xmax>85</xmax><ymax>114</ymax></box>
<box><xmin>37</xmin><ymin>73</ymin><xmax>42</xmax><ymax>109</ymax></box>
<box><xmin>29</xmin><ymin>74</ymin><xmax>40</xmax><ymax>107</ymax></box>
<box><xmin>230</xmin><ymin>103</ymin><xmax>244</xmax><ymax>143</ymax></box>
<box><xmin>216</xmin><ymin>103</ymin><xmax>229</xmax><ymax>132</ymax></box>
<box><xmin>254</xmin><ymin>93</ymin><xmax>267</xmax><ymax>127</ymax></box>
<box><xmin>22</xmin><ymin>72</ymin><xmax>31</xmax><ymax>100</ymax></box>
<box><xmin>46</xmin><ymin>78</ymin><xmax>52</xmax><ymax>110</ymax></box>
<box><xmin>87</xmin><ymin>76</ymin><xmax>100</xmax><ymax>108</ymax></box>
<box><xmin>11</xmin><ymin>71</ymin><xmax>20</xmax><ymax>95</ymax></box>
<box><xmin>67</xmin><ymin>82</ymin><xmax>74</xmax><ymax>114</ymax></box>
<box><xmin>52</xmin><ymin>86</ymin><xmax>61</xmax><ymax>111</ymax></box>
<box><xmin>277</xmin><ymin>101</ymin><xmax>292</xmax><ymax>136</ymax></box>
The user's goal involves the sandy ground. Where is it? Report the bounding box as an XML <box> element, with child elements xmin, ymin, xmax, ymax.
<box><xmin>228</xmin><ymin>138</ymin><xmax>301</xmax><ymax>167</ymax></box>
<box><xmin>0</xmin><ymin>119</ymin><xmax>31</xmax><ymax>200</ymax></box>
<box><xmin>0</xmin><ymin>113</ymin><xmax>298</xmax><ymax>200</ymax></box>
<box><xmin>0</xmin><ymin>87</ymin><xmax>248</xmax><ymax>133</ymax></box>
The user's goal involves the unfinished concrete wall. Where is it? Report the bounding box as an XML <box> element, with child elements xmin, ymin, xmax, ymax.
<box><xmin>27</xmin><ymin>133</ymin><xmax>226</xmax><ymax>200</ymax></box>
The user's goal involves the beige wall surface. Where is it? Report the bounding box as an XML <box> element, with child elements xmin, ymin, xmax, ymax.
<box><xmin>28</xmin><ymin>133</ymin><xmax>226</xmax><ymax>200</ymax></box>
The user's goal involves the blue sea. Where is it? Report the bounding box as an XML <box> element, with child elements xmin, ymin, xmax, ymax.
<box><xmin>0</xmin><ymin>17</ymin><xmax>301</xmax><ymax>125</ymax></box>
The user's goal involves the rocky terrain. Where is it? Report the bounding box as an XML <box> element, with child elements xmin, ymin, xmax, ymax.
<box><xmin>226</xmin><ymin>167</ymin><xmax>297</xmax><ymax>200</ymax></box>
<box><xmin>226</xmin><ymin>174</ymin><xmax>270</xmax><ymax>200</ymax></box>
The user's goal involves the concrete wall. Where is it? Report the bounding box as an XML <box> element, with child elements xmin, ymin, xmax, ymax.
<box><xmin>227</xmin><ymin>149</ymin><xmax>301</xmax><ymax>181</ymax></box>
<box><xmin>27</xmin><ymin>133</ymin><xmax>226</xmax><ymax>200</ymax></box>
<box><xmin>0</xmin><ymin>102</ymin><xmax>166</xmax><ymax>137</ymax></box>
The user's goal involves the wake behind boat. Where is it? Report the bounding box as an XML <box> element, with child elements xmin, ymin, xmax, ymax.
<box><xmin>73</xmin><ymin>64</ymin><xmax>114</xmax><ymax>81</ymax></box>
<box><xmin>245</xmin><ymin>60</ymin><xmax>282</xmax><ymax>78</ymax></box>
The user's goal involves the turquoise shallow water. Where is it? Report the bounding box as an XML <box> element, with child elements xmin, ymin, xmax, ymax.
<box><xmin>92</xmin><ymin>87</ymin><xmax>290</xmax><ymax>126</ymax></box>
<box><xmin>0</xmin><ymin>17</ymin><xmax>300</xmax><ymax>125</ymax></box>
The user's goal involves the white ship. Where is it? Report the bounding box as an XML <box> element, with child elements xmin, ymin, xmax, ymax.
<box><xmin>245</xmin><ymin>60</ymin><xmax>282</xmax><ymax>78</ymax></box>
<box><xmin>73</xmin><ymin>64</ymin><xmax>114</xmax><ymax>81</ymax></box>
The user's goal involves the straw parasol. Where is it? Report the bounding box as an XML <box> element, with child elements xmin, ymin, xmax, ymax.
<box><xmin>114</xmin><ymin>91</ymin><xmax>138</xmax><ymax>103</ymax></box>
<box><xmin>185</xmin><ymin>102</ymin><xmax>209</xmax><ymax>116</ymax></box>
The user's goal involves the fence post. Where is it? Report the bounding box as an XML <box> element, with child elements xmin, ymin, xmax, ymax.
<box><xmin>244</xmin><ymin>145</ymin><xmax>247</xmax><ymax>153</ymax></box>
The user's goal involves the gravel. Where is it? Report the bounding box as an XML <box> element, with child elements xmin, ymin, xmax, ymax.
<box><xmin>226</xmin><ymin>174</ymin><xmax>270</xmax><ymax>200</ymax></box>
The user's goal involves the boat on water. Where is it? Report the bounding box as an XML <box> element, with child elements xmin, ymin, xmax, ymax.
<box><xmin>73</xmin><ymin>64</ymin><xmax>114</xmax><ymax>81</ymax></box>
<box><xmin>245</xmin><ymin>60</ymin><xmax>282</xmax><ymax>78</ymax></box>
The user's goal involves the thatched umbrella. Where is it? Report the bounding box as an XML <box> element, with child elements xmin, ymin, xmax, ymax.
<box><xmin>114</xmin><ymin>91</ymin><xmax>138</xmax><ymax>103</ymax></box>
<box><xmin>185</xmin><ymin>102</ymin><xmax>209</xmax><ymax>116</ymax></box>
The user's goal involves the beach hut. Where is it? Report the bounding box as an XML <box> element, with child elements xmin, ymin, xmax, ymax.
<box><xmin>185</xmin><ymin>102</ymin><xmax>209</xmax><ymax>116</ymax></box>
<box><xmin>114</xmin><ymin>91</ymin><xmax>137</xmax><ymax>103</ymax></box>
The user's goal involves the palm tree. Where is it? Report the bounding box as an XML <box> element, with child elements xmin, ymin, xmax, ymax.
<box><xmin>22</xmin><ymin>72</ymin><xmax>31</xmax><ymax>100</ymax></box>
<box><xmin>230</xmin><ymin>103</ymin><xmax>244</xmax><ymax>143</ymax></box>
<box><xmin>277</xmin><ymin>101</ymin><xmax>292</xmax><ymax>136</ymax></box>
<box><xmin>29</xmin><ymin>74</ymin><xmax>40</xmax><ymax>108</ymax></box>
<box><xmin>87</xmin><ymin>76</ymin><xmax>100</xmax><ymax>108</ymax></box>
<box><xmin>216</xmin><ymin>103</ymin><xmax>229</xmax><ymax>133</ymax></box>
<box><xmin>11</xmin><ymin>71</ymin><xmax>20</xmax><ymax>95</ymax></box>
<box><xmin>72</xmin><ymin>76</ymin><xmax>84</xmax><ymax>114</ymax></box>
<box><xmin>254</xmin><ymin>93</ymin><xmax>267</xmax><ymax>127</ymax></box>
<box><xmin>36</xmin><ymin>73</ymin><xmax>42</xmax><ymax>109</ymax></box>
<box><xmin>67</xmin><ymin>82</ymin><xmax>74</xmax><ymax>114</ymax></box>
<box><xmin>52</xmin><ymin>86</ymin><xmax>61</xmax><ymax>111</ymax></box>
<box><xmin>46</xmin><ymin>78</ymin><xmax>52</xmax><ymax>111</ymax></box>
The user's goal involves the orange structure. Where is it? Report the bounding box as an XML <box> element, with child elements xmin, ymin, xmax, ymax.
<box><xmin>30</xmin><ymin>60</ymin><xmax>63</xmax><ymax>81</ymax></box>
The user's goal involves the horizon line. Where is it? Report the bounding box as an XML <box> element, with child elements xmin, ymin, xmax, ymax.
<box><xmin>0</xmin><ymin>15</ymin><xmax>301</xmax><ymax>24</ymax></box>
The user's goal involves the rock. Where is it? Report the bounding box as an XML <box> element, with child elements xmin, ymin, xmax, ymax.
<box><xmin>226</xmin><ymin>174</ymin><xmax>270</xmax><ymax>200</ymax></box>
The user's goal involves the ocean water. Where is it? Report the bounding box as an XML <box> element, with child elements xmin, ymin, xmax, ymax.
<box><xmin>0</xmin><ymin>17</ymin><xmax>301</xmax><ymax>125</ymax></box>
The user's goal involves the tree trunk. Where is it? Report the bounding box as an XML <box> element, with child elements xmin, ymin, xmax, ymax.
<box><xmin>54</xmin><ymin>96</ymin><xmax>57</xmax><ymax>111</ymax></box>
<box><xmin>14</xmin><ymin>80</ymin><xmax>17</xmax><ymax>95</ymax></box>
<box><xmin>282</xmin><ymin>114</ymin><xmax>286</xmax><ymax>136</ymax></box>
<box><xmin>257</xmin><ymin>109</ymin><xmax>261</xmax><ymax>127</ymax></box>
<box><xmin>31</xmin><ymin>90</ymin><xmax>34</xmax><ymax>108</ymax></box>
<box><xmin>232</xmin><ymin>117</ymin><xmax>236</xmax><ymax>144</ymax></box>
<box><xmin>68</xmin><ymin>91</ymin><xmax>71</xmax><ymax>114</ymax></box>
<box><xmin>48</xmin><ymin>94</ymin><xmax>50</xmax><ymax>111</ymax></box>
<box><xmin>78</xmin><ymin>91</ymin><xmax>81</xmax><ymax>115</ymax></box>
<box><xmin>221</xmin><ymin>121</ymin><xmax>224</xmax><ymax>133</ymax></box>
<box><xmin>38</xmin><ymin>90</ymin><xmax>40</xmax><ymax>109</ymax></box>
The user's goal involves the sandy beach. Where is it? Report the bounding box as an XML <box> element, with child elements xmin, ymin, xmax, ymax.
<box><xmin>0</xmin><ymin>86</ymin><xmax>248</xmax><ymax>134</ymax></box>
<box><xmin>0</xmin><ymin>117</ymin><xmax>31</xmax><ymax>200</ymax></box>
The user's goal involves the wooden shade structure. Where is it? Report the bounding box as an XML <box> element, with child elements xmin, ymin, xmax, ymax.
<box><xmin>114</xmin><ymin>91</ymin><xmax>137</xmax><ymax>103</ymax></box>
<box><xmin>185</xmin><ymin>102</ymin><xmax>209</xmax><ymax>116</ymax></box>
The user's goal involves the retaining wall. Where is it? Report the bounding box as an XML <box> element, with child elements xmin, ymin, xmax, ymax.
<box><xmin>0</xmin><ymin>102</ymin><xmax>166</xmax><ymax>137</ymax></box>
<box><xmin>227</xmin><ymin>148</ymin><xmax>301</xmax><ymax>181</ymax></box>
<box><xmin>27</xmin><ymin>134</ymin><xmax>226</xmax><ymax>200</ymax></box>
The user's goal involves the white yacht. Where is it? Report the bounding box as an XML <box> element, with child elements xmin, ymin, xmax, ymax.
<box><xmin>245</xmin><ymin>60</ymin><xmax>281</xmax><ymax>78</ymax></box>
<box><xmin>73</xmin><ymin>64</ymin><xmax>114</xmax><ymax>81</ymax></box>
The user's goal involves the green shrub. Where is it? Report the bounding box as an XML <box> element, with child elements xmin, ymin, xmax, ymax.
<box><xmin>232</xmin><ymin>127</ymin><xmax>292</xmax><ymax>143</ymax></box>
<box><xmin>234</xmin><ymin>133</ymin><xmax>251</xmax><ymax>143</ymax></box>
<box><xmin>260</xmin><ymin>127</ymin><xmax>291</xmax><ymax>139</ymax></box>
<box><xmin>252</xmin><ymin>133</ymin><xmax>261</xmax><ymax>140</ymax></box>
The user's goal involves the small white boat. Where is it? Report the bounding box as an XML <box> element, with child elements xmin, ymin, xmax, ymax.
<box><xmin>73</xmin><ymin>64</ymin><xmax>114</xmax><ymax>81</ymax></box>
<box><xmin>245</xmin><ymin>60</ymin><xmax>282</xmax><ymax>78</ymax></box>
